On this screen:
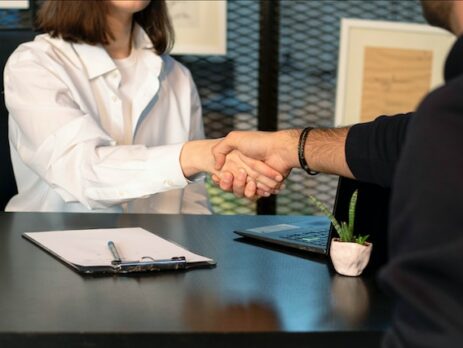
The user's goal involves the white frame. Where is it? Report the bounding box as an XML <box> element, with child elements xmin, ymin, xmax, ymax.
<box><xmin>168</xmin><ymin>0</ymin><xmax>227</xmax><ymax>55</ymax></box>
<box><xmin>334</xmin><ymin>18</ymin><xmax>455</xmax><ymax>126</ymax></box>
<box><xmin>0</xmin><ymin>0</ymin><xmax>29</xmax><ymax>9</ymax></box>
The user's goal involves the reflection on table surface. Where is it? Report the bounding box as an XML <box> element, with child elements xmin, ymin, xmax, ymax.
<box><xmin>0</xmin><ymin>212</ymin><xmax>390</xmax><ymax>347</ymax></box>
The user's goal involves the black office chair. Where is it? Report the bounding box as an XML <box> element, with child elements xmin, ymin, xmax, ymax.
<box><xmin>0</xmin><ymin>29</ymin><xmax>37</xmax><ymax>210</ymax></box>
<box><xmin>333</xmin><ymin>176</ymin><xmax>391</xmax><ymax>273</ymax></box>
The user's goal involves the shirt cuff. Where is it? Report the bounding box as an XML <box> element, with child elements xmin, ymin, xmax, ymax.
<box><xmin>145</xmin><ymin>143</ymin><xmax>189</xmax><ymax>189</ymax></box>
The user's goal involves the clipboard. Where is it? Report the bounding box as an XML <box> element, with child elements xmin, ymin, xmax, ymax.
<box><xmin>23</xmin><ymin>227</ymin><xmax>216</xmax><ymax>274</ymax></box>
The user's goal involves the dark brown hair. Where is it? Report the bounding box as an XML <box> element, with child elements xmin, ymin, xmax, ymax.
<box><xmin>37</xmin><ymin>0</ymin><xmax>174</xmax><ymax>55</ymax></box>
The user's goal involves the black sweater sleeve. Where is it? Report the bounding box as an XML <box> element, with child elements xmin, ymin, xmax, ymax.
<box><xmin>345</xmin><ymin>113</ymin><xmax>412</xmax><ymax>188</ymax></box>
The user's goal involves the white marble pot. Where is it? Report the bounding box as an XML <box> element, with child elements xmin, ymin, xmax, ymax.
<box><xmin>329</xmin><ymin>238</ymin><xmax>373</xmax><ymax>276</ymax></box>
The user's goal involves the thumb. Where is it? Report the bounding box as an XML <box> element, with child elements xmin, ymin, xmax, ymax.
<box><xmin>212</xmin><ymin>137</ymin><xmax>237</xmax><ymax>170</ymax></box>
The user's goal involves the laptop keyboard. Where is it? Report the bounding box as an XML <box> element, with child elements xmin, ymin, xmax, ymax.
<box><xmin>280</xmin><ymin>229</ymin><xmax>329</xmax><ymax>247</ymax></box>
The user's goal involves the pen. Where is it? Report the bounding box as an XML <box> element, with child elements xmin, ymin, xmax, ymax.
<box><xmin>107</xmin><ymin>240</ymin><xmax>122</xmax><ymax>264</ymax></box>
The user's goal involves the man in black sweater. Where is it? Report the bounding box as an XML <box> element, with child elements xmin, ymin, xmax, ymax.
<box><xmin>212</xmin><ymin>1</ymin><xmax>462</xmax><ymax>346</ymax></box>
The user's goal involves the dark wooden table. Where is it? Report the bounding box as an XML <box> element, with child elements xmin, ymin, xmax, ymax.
<box><xmin>0</xmin><ymin>212</ymin><xmax>391</xmax><ymax>348</ymax></box>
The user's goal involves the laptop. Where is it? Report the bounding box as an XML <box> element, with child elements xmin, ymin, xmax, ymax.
<box><xmin>234</xmin><ymin>177</ymin><xmax>391</xmax><ymax>259</ymax></box>
<box><xmin>235</xmin><ymin>216</ymin><xmax>332</xmax><ymax>254</ymax></box>
<box><xmin>234</xmin><ymin>184</ymin><xmax>342</xmax><ymax>255</ymax></box>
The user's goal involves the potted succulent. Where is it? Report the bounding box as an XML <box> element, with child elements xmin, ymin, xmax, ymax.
<box><xmin>309</xmin><ymin>190</ymin><xmax>372</xmax><ymax>276</ymax></box>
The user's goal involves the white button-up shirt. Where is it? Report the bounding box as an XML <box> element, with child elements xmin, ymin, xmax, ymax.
<box><xmin>4</xmin><ymin>25</ymin><xmax>211</xmax><ymax>214</ymax></box>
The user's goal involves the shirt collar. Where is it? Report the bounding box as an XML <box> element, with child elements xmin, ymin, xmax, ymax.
<box><xmin>72</xmin><ymin>42</ymin><xmax>115</xmax><ymax>79</ymax></box>
<box><xmin>71</xmin><ymin>23</ymin><xmax>154</xmax><ymax>80</ymax></box>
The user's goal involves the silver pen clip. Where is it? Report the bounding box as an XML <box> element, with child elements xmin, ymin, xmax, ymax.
<box><xmin>107</xmin><ymin>240</ymin><xmax>122</xmax><ymax>265</ymax></box>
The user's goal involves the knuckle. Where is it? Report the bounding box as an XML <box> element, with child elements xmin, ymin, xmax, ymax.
<box><xmin>257</xmin><ymin>176</ymin><xmax>276</xmax><ymax>189</ymax></box>
<box><xmin>219</xmin><ymin>182</ymin><xmax>231</xmax><ymax>192</ymax></box>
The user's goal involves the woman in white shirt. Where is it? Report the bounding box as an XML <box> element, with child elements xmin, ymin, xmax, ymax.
<box><xmin>4</xmin><ymin>0</ymin><xmax>281</xmax><ymax>213</ymax></box>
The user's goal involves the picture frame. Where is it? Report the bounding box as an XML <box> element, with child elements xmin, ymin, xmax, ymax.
<box><xmin>0</xmin><ymin>0</ymin><xmax>29</xmax><ymax>9</ymax></box>
<box><xmin>334</xmin><ymin>18</ymin><xmax>455</xmax><ymax>126</ymax></box>
<box><xmin>167</xmin><ymin>0</ymin><xmax>227</xmax><ymax>55</ymax></box>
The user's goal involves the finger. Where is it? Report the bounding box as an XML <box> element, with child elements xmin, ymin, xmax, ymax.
<box><xmin>232</xmin><ymin>169</ymin><xmax>247</xmax><ymax>198</ymax></box>
<box><xmin>252</xmin><ymin>177</ymin><xmax>272</xmax><ymax>197</ymax></box>
<box><xmin>256</xmin><ymin>181</ymin><xmax>283</xmax><ymax>195</ymax></box>
<box><xmin>256</xmin><ymin>188</ymin><xmax>271</xmax><ymax>197</ymax></box>
<box><xmin>235</xmin><ymin>162</ymin><xmax>281</xmax><ymax>190</ymax></box>
<box><xmin>211</xmin><ymin>174</ymin><xmax>220</xmax><ymax>185</ymax></box>
<box><xmin>212</xmin><ymin>135</ymin><xmax>239</xmax><ymax>170</ymax></box>
<box><xmin>219</xmin><ymin>172</ymin><xmax>234</xmax><ymax>192</ymax></box>
<box><xmin>256</xmin><ymin>172</ymin><xmax>286</xmax><ymax>190</ymax></box>
<box><xmin>221</xmin><ymin>151</ymin><xmax>281</xmax><ymax>190</ymax></box>
<box><xmin>237</xmin><ymin>156</ymin><xmax>284</xmax><ymax>189</ymax></box>
<box><xmin>240</xmin><ymin>155</ymin><xmax>284</xmax><ymax>182</ymax></box>
<box><xmin>214</xmin><ymin>154</ymin><xmax>226</xmax><ymax>171</ymax></box>
<box><xmin>244</xmin><ymin>180</ymin><xmax>257</xmax><ymax>199</ymax></box>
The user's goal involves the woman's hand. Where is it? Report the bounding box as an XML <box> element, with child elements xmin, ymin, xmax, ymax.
<box><xmin>215</xmin><ymin>150</ymin><xmax>284</xmax><ymax>198</ymax></box>
<box><xmin>180</xmin><ymin>139</ymin><xmax>284</xmax><ymax>198</ymax></box>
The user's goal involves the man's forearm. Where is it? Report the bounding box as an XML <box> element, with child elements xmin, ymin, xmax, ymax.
<box><xmin>301</xmin><ymin>127</ymin><xmax>354</xmax><ymax>178</ymax></box>
<box><xmin>212</xmin><ymin>127</ymin><xmax>355</xmax><ymax>189</ymax></box>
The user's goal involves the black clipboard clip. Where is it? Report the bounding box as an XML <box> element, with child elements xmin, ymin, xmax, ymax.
<box><xmin>107</xmin><ymin>241</ymin><xmax>187</xmax><ymax>273</ymax></box>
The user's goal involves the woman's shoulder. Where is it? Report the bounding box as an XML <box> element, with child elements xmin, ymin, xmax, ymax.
<box><xmin>6</xmin><ymin>33</ymin><xmax>77</xmax><ymax>69</ymax></box>
<box><xmin>160</xmin><ymin>55</ymin><xmax>193</xmax><ymax>81</ymax></box>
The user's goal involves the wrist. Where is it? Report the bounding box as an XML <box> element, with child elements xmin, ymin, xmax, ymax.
<box><xmin>302</xmin><ymin>127</ymin><xmax>352</xmax><ymax>177</ymax></box>
<box><xmin>277</xmin><ymin>129</ymin><xmax>301</xmax><ymax>169</ymax></box>
<box><xmin>299</xmin><ymin>127</ymin><xmax>319</xmax><ymax>175</ymax></box>
<box><xmin>180</xmin><ymin>140</ymin><xmax>216</xmax><ymax>177</ymax></box>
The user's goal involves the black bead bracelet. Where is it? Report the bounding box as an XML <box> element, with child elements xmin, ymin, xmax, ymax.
<box><xmin>298</xmin><ymin>127</ymin><xmax>319</xmax><ymax>176</ymax></box>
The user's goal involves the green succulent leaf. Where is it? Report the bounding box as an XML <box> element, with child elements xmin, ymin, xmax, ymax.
<box><xmin>340</xmin><ymin>221</ymin><xmax>350</xmax><ymax>242</ymax></box>
<box><xmin>354</xmin><ymin>235</ymin><xmax>370</xmax><ymax>245</ymax></box>
<box><xmin>308</xmin><ymin>190</ymin><xmax>369</xmax><ymax>246</ymax></box>
<box><xmin>308</xmin><ymin>195</ymin><xmax>342</xmax><ymax>237</ymax></box>
<box><xmin>348</xmin><ymin>190</ymin><xmax>358</xmax><ymax>236</ymax></box>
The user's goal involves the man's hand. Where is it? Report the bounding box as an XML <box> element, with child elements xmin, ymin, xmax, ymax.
<box><xmin>217</xmin><ymin>149</ymin><xmax>284</xmax><ymax>198</ymax></box>
<box><xmin>212</xmin><ymin>130</ymin><xmax>300</xmax><ymax>173</ymax></box>
<box><xmin>212</xmin><ymin>127</ymin><xmax>355</xmax><ymax>197</ymax></box>
<box><xmin>180</xmin><ymin>139</ymin><xmax>285</xmax><ymax>199</ymax></box>
<box><xmin>211</xmin><ymin>130</ymin><xmax>301</xmax><ymax>196</ymax></box>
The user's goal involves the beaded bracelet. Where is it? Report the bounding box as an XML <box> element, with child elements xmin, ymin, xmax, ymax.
<box><xmin>298</xmin><ymin>127</ymin><xmax>319</xmax><ymax>176</ymax></box>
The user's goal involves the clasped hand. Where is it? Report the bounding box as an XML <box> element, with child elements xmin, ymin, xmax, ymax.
<box><xmin>212</xmin><ymin>150</ymin><xmax>283</xmax><ymax>199</ymax></box>
<box><xmin>210</xmin><ymin>131</ymin><xmax>298</xmax><ymax>199</ymax></box>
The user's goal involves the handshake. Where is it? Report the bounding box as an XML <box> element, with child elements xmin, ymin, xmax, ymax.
<box><xmin>210</xmin><ymin>130</ymin><xmax>300</xmax><ymax>199</ymax></box>
<box><xmin>181</xmin><ymin>127</ymin><xmax>351</xmax><ymax>200</ymax></box>
<box><xmin>180</xmin><ymin>128</ymin><xmax>353</xmax><ymax>199</ymax></box>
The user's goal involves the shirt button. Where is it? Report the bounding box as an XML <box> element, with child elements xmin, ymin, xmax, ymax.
<box><xmin>111</xmin><ymin>95</ymin><xmax>118</xmax><ymax>102</ymax></box>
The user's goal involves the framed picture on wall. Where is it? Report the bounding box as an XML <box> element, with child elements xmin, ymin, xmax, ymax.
<box><xmin>167</xmin><ymin>0</ymin><xmax>227</xmax><ymax>55</ymax></box>
<box><xmin>0</xmin><ymin>0</ymin><xmax>29</xmax><ymax>9</ymax></box>
<box><xmin>334</xmin><ymin>18</ymin><xmax>455</xmax><ymax>126</ymax></box>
